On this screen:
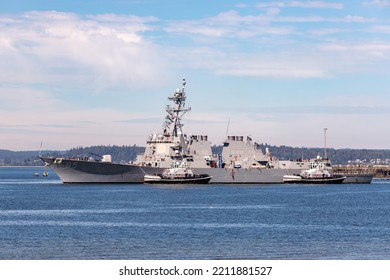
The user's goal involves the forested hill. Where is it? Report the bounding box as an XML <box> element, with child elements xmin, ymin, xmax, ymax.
<box><xmin>254</xmin><ymin>144</ymin><xmax>390</xmax><ymax>165</ymax></box>
<box><xmin>0</xmin><ymin>149</ymin><xmax>64</xmax><ymax>166</ymax></box>
<box><xmin>0</xmin><ymin>145</ymin><xmax>144</xmax><ymax>166</ymax></box>
<box><xmin>1</xmin><ymin>144</ymin><xmax>390</xmax><ymax>166</ymax></box>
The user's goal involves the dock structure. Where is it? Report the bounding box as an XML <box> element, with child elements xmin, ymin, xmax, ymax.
<box><xmin>333</xmin><ymin>165</ymin><xmax>390</xmax><ymax>179</ymax></box>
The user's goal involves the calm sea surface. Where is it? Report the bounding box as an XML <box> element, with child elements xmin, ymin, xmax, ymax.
<box><xmin>1</xmin><ymin>167</ymin><xmax>390</xmax><ymax>260</ymax></box>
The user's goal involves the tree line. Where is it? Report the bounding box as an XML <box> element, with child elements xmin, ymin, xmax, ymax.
<box><xmin>1</xmin><ymin>144</ymin><xmax>390</xmax><ymax>166</ymax></box>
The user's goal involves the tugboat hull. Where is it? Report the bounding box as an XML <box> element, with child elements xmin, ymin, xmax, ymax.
<box><xmin>144</xmin><ymin>174</ymin><xmax>212</xmax><ymax>184</ymax></box>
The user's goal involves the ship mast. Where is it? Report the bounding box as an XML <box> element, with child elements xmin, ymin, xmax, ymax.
<box><xmin>163</xmin><ymin>78</ymin><xmax>191</xmax><ymax>137</ymax></box>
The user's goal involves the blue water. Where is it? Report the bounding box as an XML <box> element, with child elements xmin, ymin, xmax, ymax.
<box><xmin>1</xmin><ymin>167</ymin><xmax>390</xmax><ymax>260</ymax></box>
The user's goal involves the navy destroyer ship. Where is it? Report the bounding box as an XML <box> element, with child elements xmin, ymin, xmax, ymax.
<box><xmin>40</xmin><ymin>79</ymin><xmax>372</xmax><ymax>184</ymax></box>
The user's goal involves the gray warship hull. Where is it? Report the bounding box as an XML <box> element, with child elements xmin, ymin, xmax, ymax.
<box><xmin>197</xmin><ymin>167</ymin><xmax>295</xmax><ymax>184</ymax></box>
<box><xmin>41</xmin><ymin>157</ymin><xmax>151</xmax><ymax>184</ymax></box>
<box><xmin>41</xmin><ymin>157</ymin><xmax>372</xmax><ymax>184</ymax></box>
<box><xmin>41</xmin><ymin>157</ymin><xmax>302</xmax><ymax>184</ymax></box>
<box><xmin>343</xmin><ymin>173</ymin><xmax>373</xmax><ymax>184</ymax></box>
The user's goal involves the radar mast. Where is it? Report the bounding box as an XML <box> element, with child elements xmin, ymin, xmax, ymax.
<box><xmin>163</xmin><ymin>78</ymin><xmax>191</xmax><ymax>137</ymax></box>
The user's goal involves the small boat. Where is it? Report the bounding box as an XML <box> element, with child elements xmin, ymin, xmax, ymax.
<box><xmin>144</xmin><ymin>160</ymin><xmax>212</xmax><ymax>184</ymax></box>
<box><xmin>284</xmin><ymin>158</ymin><xmax>346</xmax><ymax>184</ymax></box>
<box><xmin>42</xmin><ymin>162</ymin><xmax>49</xmax><ymax>177</ymax></box>
<box><xmin>33</xmin><ymin>173</ymin><xmax>40</xmax><ymax>177</ymax></box>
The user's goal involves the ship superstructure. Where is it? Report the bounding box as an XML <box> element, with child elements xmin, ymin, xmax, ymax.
<box><xmin>135</xmin><ymin>79</ymin><xmax>192</xmax><ymax>168</ymax></box>
<box><xmin>134</xmin><ymin>79</ymin><xmax>278</xmax><ymax>171</ymax></box>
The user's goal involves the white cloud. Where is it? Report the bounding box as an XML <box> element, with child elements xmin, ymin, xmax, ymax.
<box><xmin>321</xmin><ymin>41</ymin><xmax>390</xmax><ymax>57</ymax></box>
<box><xmin>339</xmin><ymin>15</ymin><xmax>372</xmax><ymax>23</ymax></box>
<box><xmin>364</xmin><ymin>0</ymin><xmax>390</xmax><ymax>7</ymax></box>
<box><xmin>0</xmin><ymin>11</ymin><xmax>172</xmax><ymax>150</ymax></box>
<box><xmin>164</xmin><ymin>10</ymin><xmax>298</xmax><ymax>40</ymax></box>
<box><xmin>166</xmin><ymin>37</ymin><xmax>390</xmax><ymax>79</ymax></box>
<box><xmin>308</xmin><ymin>28</ymin><xmax>349</xmax><ymax>36</ymax></box>
<box><xmin>212</xmin><ymin>56</ymin><xmax>326</xmax><ymax>78</ymax></box>
<box><xmin>369</xmin><ymin>25</ymin><xmax>390</xmax><ymax>33</ymax></box>
<box><xmin>162</xmin><ymin>8</ymin><xmax>385</xmax><ymax>78</ymax></box>
<box><xmin>257</xmin><ymin>1</ymin><xmax>344</xmax><ymax>10</ymax></box>
<box><xmin>289</xmin><ymin>1</ymin><xmax>343</xmax><ymax>9</ymax></box>
<box><xmin>164</xmin><ymin>9</ymin><xmax>373</xmax><ymax>42</ymax></box>
<box><xmin>0</xmin><ymin>11</ymin><xmax>167</xmax><ymax>91</ymax></box>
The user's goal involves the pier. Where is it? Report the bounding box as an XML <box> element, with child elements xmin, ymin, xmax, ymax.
<box><xmin>334</xmin><ymin>165</ymin><xmax>390</xmax><ymax>179</ymax></box>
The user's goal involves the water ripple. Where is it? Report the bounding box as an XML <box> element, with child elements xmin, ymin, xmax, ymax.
<box><xmin>0</xmin><ymin>208</ymin><xmax>151</xmax><ymax>216</ymax></box>
<box><xmin>1</xmin><ymin>220</ymin><xmax>388</xmax><ymax>233</ymax></box>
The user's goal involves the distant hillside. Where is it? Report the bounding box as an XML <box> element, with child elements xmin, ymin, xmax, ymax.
<box><xmin>0</xmin><ymin>146</ymin><xmax>145</xmax><ymax>166</ymax></box>
<box><xmin>0</xmin><ymin>149</ymin><xmax>63</xmax><ymax>166</ymax></box>
<box><xmin>1</xmin><ymin>144</ymin><xmax>390</xmax><ymax>166</ymax></box>
<box><xmin>253</xmin><ymin>144</ymin><xmax>390</xmax><ymax>165</ymax></box>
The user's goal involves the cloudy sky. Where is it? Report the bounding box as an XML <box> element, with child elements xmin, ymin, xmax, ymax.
<box><xmin>1</xmin><ymin>0</ymin><xmax>390</xmax><ymax>151</ymax></box>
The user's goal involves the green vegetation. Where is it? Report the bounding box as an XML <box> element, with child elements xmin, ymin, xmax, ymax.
<box><xmin>0</xmin><ymin>145</ymin><xmax>144</xmax><ymax>166</ymax></box>
<box><xmin>0</xmin><ymin>149</ymin><xmax>63</xmax><ymax>166</ymax></box>
<box><xmin>253</xmin><ymin>144</ymin><xmax>390</xmax><ymax>165</ymax></box>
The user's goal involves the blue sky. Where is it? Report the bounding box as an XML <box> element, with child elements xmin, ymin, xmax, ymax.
<box><xmin>1</xmin><ymin>0</ymin><xmax>390</xmax><ymax>150</ymax></box>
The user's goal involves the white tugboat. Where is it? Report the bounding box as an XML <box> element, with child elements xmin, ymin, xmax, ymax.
<box><xmin>144</xmin><ymin>159</ymin><xmax>212</xmax><ymax>184</ymax></box>
<box><xmin>283</xmin><ymin>157</ymin><xmax>346</xmax><ymax>184</ymax></box>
